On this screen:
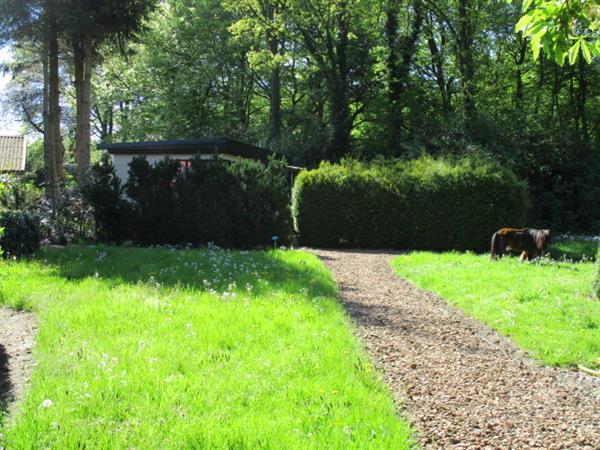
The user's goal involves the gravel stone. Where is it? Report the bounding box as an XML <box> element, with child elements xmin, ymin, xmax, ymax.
<box><xmin>313</xmin><ymin>249</ymin><xmax>600</xmax><ymax>450</ymax></box>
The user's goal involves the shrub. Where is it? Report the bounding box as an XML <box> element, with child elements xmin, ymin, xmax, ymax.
<box><xmin>225</xmin><ymin>157</ymin><xmax>291</xmax><ymax>248</ymax></box>
<box><xmin>81</xmin><ymin>154</ymin><xmax>128</xmax><ymax>243</ymax></box>
<box><xmin>1</xmin><ymin>173</ymin><xmax>93</xmax><ymax>245</ymax></box>
<box><xmin>85</xmin><ymin>155</ymin><xmax>291</xmax><ymax>248</ymax></box>
<box><xmin>37</xmin><ymin>185</ymin><xmax>95</xmax><ymax>245</ymax></box>
<box><xmin>0</xmin><ymin>211</ymin><xmax>40</xmax><ymax>257</ymax></box>
<box><xmin>0</xmin><ymin>174</ymin><xmax>44</xmax><ymax>211</ymax></box>
<box><xmin>125</xmin><ymin>156</ymin><xmax>182</xmax><ymax>245</ymax></box>
<box><xmin>292</xmin><ymin>156</ymin><xmax>529</xmax><ymax>251</ymax></box>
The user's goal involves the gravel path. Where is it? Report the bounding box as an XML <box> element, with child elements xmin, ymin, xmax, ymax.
<box><xmin>313</xmin><ymin>249</ymin><xmax>600</xmax><ymax>450</ymax></box>
<box><xmin>0</xmin><ymin>308</ymin><xmax>36</xmax><ymax>416</ymax></box>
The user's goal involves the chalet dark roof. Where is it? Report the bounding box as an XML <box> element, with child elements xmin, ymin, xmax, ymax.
<box><xmin>0</xmin><ymin>135</ymin><xmax>27</xmax><ymax>172</ymax></box>
<box><xmin>97</xmin><ymin>138</ymin><xmax>273</xmax><ymax>161</ymax></box>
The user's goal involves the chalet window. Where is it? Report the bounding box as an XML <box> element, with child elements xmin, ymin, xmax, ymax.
<box><xmin>177</xmin><ymin>159</ymin><xmax>192</xmax><ymax>177</ymax></box>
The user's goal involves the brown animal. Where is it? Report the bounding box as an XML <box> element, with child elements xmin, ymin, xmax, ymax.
<box><xmin>490</xmin><ymin>228</ymin><xmax>551</xmax><ymax>261</ymax></box>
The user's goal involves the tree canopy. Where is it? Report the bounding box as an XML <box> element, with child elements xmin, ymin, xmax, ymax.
<box><xmin>2</xmin><ymin>0</ymin><xmax>600</xmax><ymax>232</ymax></box>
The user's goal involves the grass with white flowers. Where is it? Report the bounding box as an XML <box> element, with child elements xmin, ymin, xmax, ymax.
<box><xmin>0</xmin><ymin>246</ymin><xmax>412</xmax><ymax>449</ymax></box>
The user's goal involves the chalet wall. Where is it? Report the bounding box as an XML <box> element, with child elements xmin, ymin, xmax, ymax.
<box><xmin>111</xmin><ymin>153</ymin><xmax>242</xmax><ymax>184</ymax></box>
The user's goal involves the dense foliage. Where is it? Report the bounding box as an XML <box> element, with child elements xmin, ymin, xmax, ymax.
<box><xmin>1</xmin><ymin>174</ymin><xmax>94</xmax><ymax>245</ymax></box>
<box><xmin>293</xmin><ymin>157</ymin><xmax>528</xmax><ymax>251</ymax></box>
<box><xmin>0</xmin><ymin>210</ymin><xmax>40</xmax><ymax>257</ymax></box>
<box><xmin>4</xmin><ymin>0</ymin><xmax>600</xmax><ymax>233</ymax></box>
<box><xmin>84</xmin><ymin>156</ymin><xmax>291</xmax><ymax>248</ymax></box>
<box><xmin>516</xmin><ymin>0</ymin><xmax>600</xmax><ymax>65</ymax></box>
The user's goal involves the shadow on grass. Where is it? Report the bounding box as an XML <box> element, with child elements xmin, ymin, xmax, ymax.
<box><xmin>549</xmin><ymin>240</ymin><xmax>598</xmax><ymax>262</ymax></box>
<box><xmin>33</xmin><ymin>245</ymin><xmax>337</xmax><ymax>300</ymax></box>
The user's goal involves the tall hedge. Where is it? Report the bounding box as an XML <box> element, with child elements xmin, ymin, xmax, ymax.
<box><xmin>292</xmin><ymin>157</ymin><xmax>529</xmax><ymax>251</ymax></box>
<box><xmin>84</xmin><ymin>155</ymin><xmax>291</xmax><ymax>248</ymax></box>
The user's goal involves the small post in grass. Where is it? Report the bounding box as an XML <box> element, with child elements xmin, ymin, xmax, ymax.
<box><xmin>272</xmin><ymin>235</ymin><xmax>279</xmax><ymax>249</ymax></box>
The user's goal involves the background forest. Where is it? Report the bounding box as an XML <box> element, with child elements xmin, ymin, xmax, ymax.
<box><xmin>2</xmin><ymin>0</ymin><xmax>600</xmax><ymax>233</ymax></box>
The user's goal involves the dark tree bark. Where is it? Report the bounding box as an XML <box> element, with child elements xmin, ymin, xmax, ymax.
<box><xmin>73</xmin><ymin>33</ymin><xmax>93</xmax><ymax>179</ymax></box>
<box><xmin>265</xmin><ymin>3</ymin><xmax>282</xmax><ymax>149</ymax></box>
<box><xmin>328</xmin><ymin>0</ymin><xmax>351</xmax><ymax>161</ymax></box>
<box><xmin>514</xmin><ymin>33</ymin><xmax>527</xmax><ymax>112</ymax></box>
<box><xmin>456</xmin><ymin>0</ymin><xmax>476</xmax><ymax>131</ymax></box>
<box><xmin>577</xmin><ymin>56</ymin><xmax>588</xmax><ymax>139</ymax></box>
<box><xmin>385</xmin><ymin>0</ymin><xmax>423</xmax><ymax>144</ymax></box>
<box><xmin>426</xmin><ymin>16</ymin><xmax>452</xmax><ymax>120</ymax></box>
<box><xmin>43</xmin><ymin>8</ymin><xmax>63</xmax><ymax>203</ymax></box>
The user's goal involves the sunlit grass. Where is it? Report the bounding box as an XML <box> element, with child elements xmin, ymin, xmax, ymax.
<box><xmin>0</xmin><ymin>246</ymin><xmax>412</xmax><ymax>449</ymax></box>
<box><xmin>392</xmin><ymin>251</ymin><xmax>599</xmax><ymax>368</ymax></box>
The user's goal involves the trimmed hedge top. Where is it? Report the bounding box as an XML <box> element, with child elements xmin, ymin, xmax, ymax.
<box><xmin>292</xmin><ymin>156</ymin><xmax>529</xmax><ymax>251</ymax></box>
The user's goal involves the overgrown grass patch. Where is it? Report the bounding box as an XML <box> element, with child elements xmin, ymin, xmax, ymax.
<box><xmin>0</xmin><ymin>246</ymin><xmax>412</xmax><ymax>449</ymax></box>
<box><xmin>392</xmin><ymin>252</ymin><xmax>599</xmax><ymax>368</ymax></box>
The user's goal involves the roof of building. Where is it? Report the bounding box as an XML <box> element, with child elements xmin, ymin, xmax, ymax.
<box><xmin>97</xmin><ymin>138</ymin><xmax>274</xmax><ymax>161</ymax></box>
<box><xmin>0</xmin><ymin>135</ymin><xmax>27</xmax><ymax>172</ymax></box>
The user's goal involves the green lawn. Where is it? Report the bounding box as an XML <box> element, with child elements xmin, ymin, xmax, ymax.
<box><xmin>392</xmin><ymin>251</ymin><xmax>599</xmax><ymax>368</ymax></box>
<box><xmin>0</xmin><ymin>246</ymin><xmax>412</xmax><ymax>449</ymax></box>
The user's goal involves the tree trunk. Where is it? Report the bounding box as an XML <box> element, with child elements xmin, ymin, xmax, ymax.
<box><xmin>44</xmin><ymin>12</ymin><xmax>62</xmax><ymax>203</ymax></box>
<box><xmin>266</xmin><ymin>4</ymin><xmax>282</xmax><ymax>150</ymax></box>
<box><xmin>577</xmin><ymin>56</ymin><xmax>588</xmax><ymax>139</ymax></box>
<box><xmin>514</xmin><ymin>34</ymin><xmax>527</xmax><ymax>112</ymax></box>
<box><xmin>386</xmin><ymin>1</ymin><xmax>402</xmax><ymax>140</ymax></box>
<box><xmin>73</xmin><ymin>34</ymin><xmax>93</xmax><ymax>179</ymax></box>
<box><xmin>457</xmin><ymin>0</ymin><xmax>476</xmax><ymax>132</ymax></box>
<box><xmin>329</xmin><ymin>1</ymin><xmax>351</xmax><ymax>161</ymax></box>
<box><xmin>386</xmin><ymin>0</ymin><xmax>423</xmax><ymax>145</ymax></box>
<box><xmin>427</xmin><ymin>20</ymin><xmax>451</xmax><ymax>120</ymax></box>
<box><xmin>329</xmin><ymin>79</ymin><xmax>351</xmax><ymax>161</ymax></box>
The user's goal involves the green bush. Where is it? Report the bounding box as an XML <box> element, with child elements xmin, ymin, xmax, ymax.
<box><xmin>0</xmin><ymin>174</ymin><xmax>44</xmax><ymax>211</ymax></box>
<box><xmin>85</xmin><ymin>155</ymin><xmax>291</xmax><ymax>248</ymax></box>
<box><xmin>292</xmin><ymin>156</ymin><xmax>529</xmax><ymax>251</ymax></box>
<box><xmin>0</xmin><ymin>211</ymin><xmax>40</xmax><ymax>257</ymax></box>
<box><xmin>81</xmin><ymin>154</ymin><xmax>129</xmax><ymax>243</ymax></box>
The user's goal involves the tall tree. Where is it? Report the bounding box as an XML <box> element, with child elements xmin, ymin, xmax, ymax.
<box><xmin>385</xmin><ymin>0</ymin><xmax>423</xmax><ymax>146</ymax></box>
<box><xmin>289</xmin><ymin>0</ymin><xmax>374</xmax><ymax>161</ymax></box>
<box><xmin>226</xmin><ymin>0</ymin><xmax>291</xmax><ymax>150</ymax></box>
<box><xmin>0</xmin><ymin>0</ymin><xmax>65</xmax><ymax>200</ymax></box>
<box><xmin>65</xmin><ymin>0</ymin><xmax>157</xmax><ymax>179</ymax></box>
